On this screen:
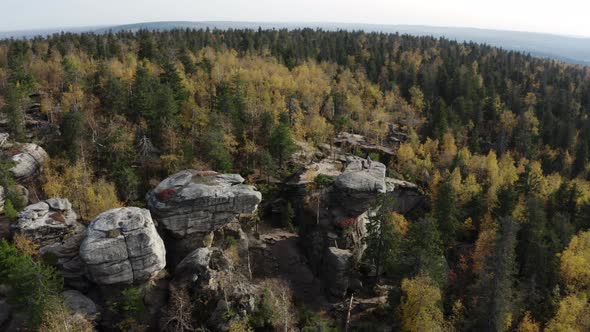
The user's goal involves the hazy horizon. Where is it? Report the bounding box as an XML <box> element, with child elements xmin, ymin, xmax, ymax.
<box><xmin>2</xmin><ymin>20</ymin><xmax>589</xmax><ymax>40</ymax></box>
<box><xmin>2</xmin><ymin>0</ymin><xmax>590</xmax><ymax>38</ymax></box>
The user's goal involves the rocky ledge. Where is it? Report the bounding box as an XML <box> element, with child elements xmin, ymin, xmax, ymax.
<box><xmin>13</xmin><ymin>198</ymin><xmax>79</xmax><ymax>246</ymax></box>
<box><xmin>9</xmin><ymin>143</ymin><xmax>48</xmax><ymax>182</ymax></box>
<box><xmin>147</xmin><ymin>170</ymin><xmax>262</xmax><ymax>238</ymax></box>
<box><xmin>334</xmin><ymin>156</ymin><xmax>387</xmax><ymax>215</ymax></box>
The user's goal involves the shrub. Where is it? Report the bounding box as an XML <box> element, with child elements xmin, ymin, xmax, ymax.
<box><xmin>368</xmin><ymin>152</ymin><xmax>380</xmax><ymax>162</ymax></box>
<box><xmin>313</xmin><ymin>174</ymin><xmax>335</xmax><ymax>187</ymax></box>
<box><xmin>4</xmin><ymin>199</ymin><xmax>18</xmax><ymax>220</ymax></box>
<box><xmin>299</xmin><ymin>306</ymin><xmax>339</xmax><ymax>332</ymax></box>
<box><xmin>43</xmin><ymin>158</ymin><xmax>122</xmax><ymax>221</ymax></box>
<box><xmin>109</xmin><ymin>287</ymin><xmax>148</xmax><ymax>331</ymax></box>
<box><xmin>228</xmin><ymin>318</ymin><xmax>254</xmax><ymax>332</ymax></box>
<box><xmin>281</xmin><ymin>202</ymin><xmax>295</xmax><ymax>232</ymax></box>
<box><xmin>0</xmin><ymin>240</ymin><xmax>63</xmax><ymax>328</ymax></box>
<box><xmin>39</xmin><ymin>302</ymin><xmax>94</xmax><ymax>332</ymax></box>
<box><xmin>13</xmin><ymin>233</ymin><xmax>39</xmax><ymax>257</ymax></box>
<box><xmin>251</xmin><ymin>279</ymin><xmax>296</xmax><ymax>331</ymax></box>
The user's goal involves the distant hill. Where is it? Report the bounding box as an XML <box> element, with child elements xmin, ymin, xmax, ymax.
<box><xmin>1</xmin><ymin>21</ymin><xmax>589</xmax><ymax>65</ymax></box>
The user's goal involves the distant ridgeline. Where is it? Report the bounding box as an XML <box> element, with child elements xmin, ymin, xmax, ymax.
<box><xmin>1</xmin><ymin>22</ymin><xmax>590</xmax><ymax>65</ymax></box>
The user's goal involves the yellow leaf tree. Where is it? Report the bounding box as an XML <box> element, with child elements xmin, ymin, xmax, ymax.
<box><xmin>43</xmin><ymin>158</ymin><xmax>121</xmax><ymax>222</ymax></box>
<box><xmin>398</xmin><ymin>274</ymin><xmax>449</xmax><ymax>332</ymax></box>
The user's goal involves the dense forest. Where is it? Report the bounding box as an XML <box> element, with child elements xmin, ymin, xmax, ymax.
<box><xmin>1</xmin><ymin>28</ymin><xmax>590</xmax><ymax>331</ymax></box>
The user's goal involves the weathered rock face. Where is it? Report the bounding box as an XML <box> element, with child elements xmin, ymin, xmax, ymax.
<box><xmin>385</xmin><ymin>178</ymin><xmax>424</xmax><ymax>214</ymax></box>
<box><xmin>321</xmin><ymin>247</ymin><xmax>353</xmax><ymax>298</ymax></box>
<box><xmin>62</xmin><ymin>290</ymin><xmax>99</xmax><ymax>319</ymax></box>
<box><xmin>40</xmin><ymin>224</ymin><xmax>88</xmax><ymax>289</ymax></box>
<box><xmin>147</xmin><ymin>170</ymin><xmax>262</xmax><ymax>238</ymax></box>
<box><xmin>334</xmin><ymin>132</ymin><xmax>396</xmax><ymax>158</ymax></box>
<box><xmin>146</xmin><ymin>170</ymin><xmax>261</xmax><ymax>263</ymax></box>
<box><xmin>10</xmin><ymin>143</ymin><xmax>48</xmax><ymax>182</ymax></box>
<box><xmin>80</xmin><ymin>207</ymin><xmax>166</xmax><ymax>285</ymax></box>
<box><xmin>174</xmin><ymin>247</ymin><xmax>229</xmax><ymax>288</ymax></box>
<box><xmin>13</xmin><ymin>198</ymin><xmax>79</xmax><ymax>246</ymax></box>
<box><xmin>13</xmin><ymin>198</ymin><xmax>88</xmax><ymax>289</ymax></box>
<box><xmin>334</xmin><ymin>157</ymin><xmax>387</xmax><ymax>215</ymax></box>
<box><xmin>169</xmin><ymin>246</ymin><xmax>257</xmax><ymax>331</ymax></box>
<box><xmin>250</xmin><ymin>230</ymin><xmax>325</xmax><ymax>304</ymax></box>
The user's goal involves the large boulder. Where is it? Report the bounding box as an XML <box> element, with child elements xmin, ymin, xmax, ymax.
<box><xmin>9</xmin><ymin>143</ymin><xmax>48</xmax><ymax>182</ymax></box>
<box><xmin>147</xmin><ymin>170</ymin><xmax>261</xmax><ymax>261</ymax></box>
<box><xmin>169</xmin><ymin>246</ymin><xmax>258</xmax><ymax>331</ymax></box>
<box><xmin>80</xmin><ymin>207</ymin><xmax>166</xmax><ymax>285</ymax></box>
<box><xmin>334</xmin><ymin>156</ymin><xmax>387</xmax><ymax>215</ymax></box>
<box><xmin>147</xmin><ymin>170</ymin><xmax>262</xmax><ymax>237</ymax></box>
<box><xmin>62</xmin><ymin>290</ymin><xmax>99</xmax><ymax>319</ymax></box>
<box><xmin>174</xmin><ymin>247</ymin><xmax>229</xmax><ymax>288</ymax></box>
<box><xmin>13</xmin><ymin>198</ymin><xmax>79</xmax><ymax>246</ymax></box>
<box><xmin>321</xmin><ymin>247</ymin><xmax>353</xmax><ymax>298</ymax></box>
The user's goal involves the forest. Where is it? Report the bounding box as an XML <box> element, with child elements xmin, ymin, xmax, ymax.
<box><xmin>1</xmin><ymin>27</ymin><xmax>590</xmax><ymax>331</ymax></box>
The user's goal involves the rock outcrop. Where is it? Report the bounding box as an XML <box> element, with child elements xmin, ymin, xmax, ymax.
<box><xmin>13</xmin><ymin>198</ymin><xmax>79</xmax><ymax>246</ymax></box>
<box><xmin>13</xmin><ymin>198</ymin><xmax>88</xmax><ymax>288</ymax></box>
<box><xmin>80</xmin><ymin>207</ymin><xmax>166</xmax><ymax>285</ymax></box>
<box><xmin>9</xmin><ymin>143</ymin><xmax>48</xmax><ymax>182</ymax></box>
<box><xmin>174</xmin><ymin>247</ymin><xmax>229</xmax><ymax>288</ymax></box>
<box><xmin>167</xmin><ymin>246</ymin><xmax>258</xmax><ymax>331</ymax></box>
<box><xmin>334</xmin><ymin>132</ymin><xmax>396</xmax><ymax>157</ymax></box>
<box><xmin>288</xmin><ymin>154</ymin><xmax>423</xmax><ymax>300</ymax></box>
<box><xmin>62</xmin><ymin>290</ymin><xmax>99</xmax><ymax>319</ymax></box>
<box><xmin>147</xmin><ymin>170</ymin><xmax>262</xmax><ymax>237</ymax></box>
<box><xmin>334</xmin><ymin>156</ymin><xmax>387</xmax><ymax>215</ymax></box>
<box><xmin>385</xmin><ymin>178</ymin><xmax>424</xmax><ymax>214</ymax></box>
<box><xmin>147</xmin><ymin>170</ymin><xmax>261</xmax><ymax>262</ymax></box>
<box><xmin>250</xmin><ymin>229</ymin><xmax>325</xmax><ymax>304</ymax></box>
<box><xmin>321</xmin><ymin>247</ymin><xmax>353</xmax><ymax>298</ymax></box>
<box><xmin>40</xmin><ymin>225</ymin><xmax>88</xmax><ymax>289</ymax></box>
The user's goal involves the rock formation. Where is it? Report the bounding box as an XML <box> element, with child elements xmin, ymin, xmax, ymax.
<box><xmin>174</xmin><ymin>247</ymin><xmax>229</xmax><ymax>287</ymax></box>
<box><xmin>333</xmin><ymin>132</ymin><xmax>396</xmax><ymax>158</ymax></box>
<box><xmin>334</xmin><ymin>156</ymin><xmax>387</xmax><ymax>215</ymax></box>
<box><xmin>79</xmin><ymin>207</ymin><xmax>166</xmax><ymax>285</ymax></box>
<box><xmin>13</xmin><ymin>198</ymin><xmax>87</xmax><ymax>288</ymax></box>
<box><xmin>13</xmin><ymin>198</ymin><xmax>79</xmax><ymax>246</ymax></box>
<box><xmin>40</xmin><ymin>226</ymin><xmax>88</xmax><ymax>289</ymax></box>
<box><xmin>386</xmin><ymin>178</ymin><xmax>424</xmax><ymax>214</ymax></box>
<box><xmin>250</xmin><ymin>229</ymin><xmax>325</xmax><ymax>304</ymax></box>
<box><xmin>146</xmin><ymin>170</ymin><xmax>261</xmax><ymax>261</ymax></box>
<box><xmin>147</xmin><ymin>170</ymin><xmax>262</xmax><ymax>237</ymax></box>
<box><xmin>321</xmin><ymin>247</ymin><xmax>353</xmax><ymax>298</ymax></box>
<box><xmin>62</xmin><ymin>290</ymin><xmax>99</xmax><ymax>319</ymax></box>
<box><xmin>287</xmin><ymin>153</ymin><xmax>423</xmax><ymax>300</ymax></box>
<box><xmin>9</xmin><ymin>143</ymin><xmax>48</xmax><ymax>182</ymax></box>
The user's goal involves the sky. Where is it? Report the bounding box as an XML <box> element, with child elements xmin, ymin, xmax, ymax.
<box><xmin>2</xmin><ymin>0</ymin><xmax>590</xmax><ymax>37</ymax></box>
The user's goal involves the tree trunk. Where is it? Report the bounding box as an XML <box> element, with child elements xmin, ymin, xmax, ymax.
<box><xmin>316</xmin><ymin>192</ymin><xmax>321</xmax><ymax>225</ymax></box>
<box><xmin>345</xmin><ymin>293</ymin><xmax>354</xmax><ymax>332</ymax></box>
<box><xmin>374</xmin><ymin>217</ymin><xmax>384</xmax><ymax>284</ymax></box>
